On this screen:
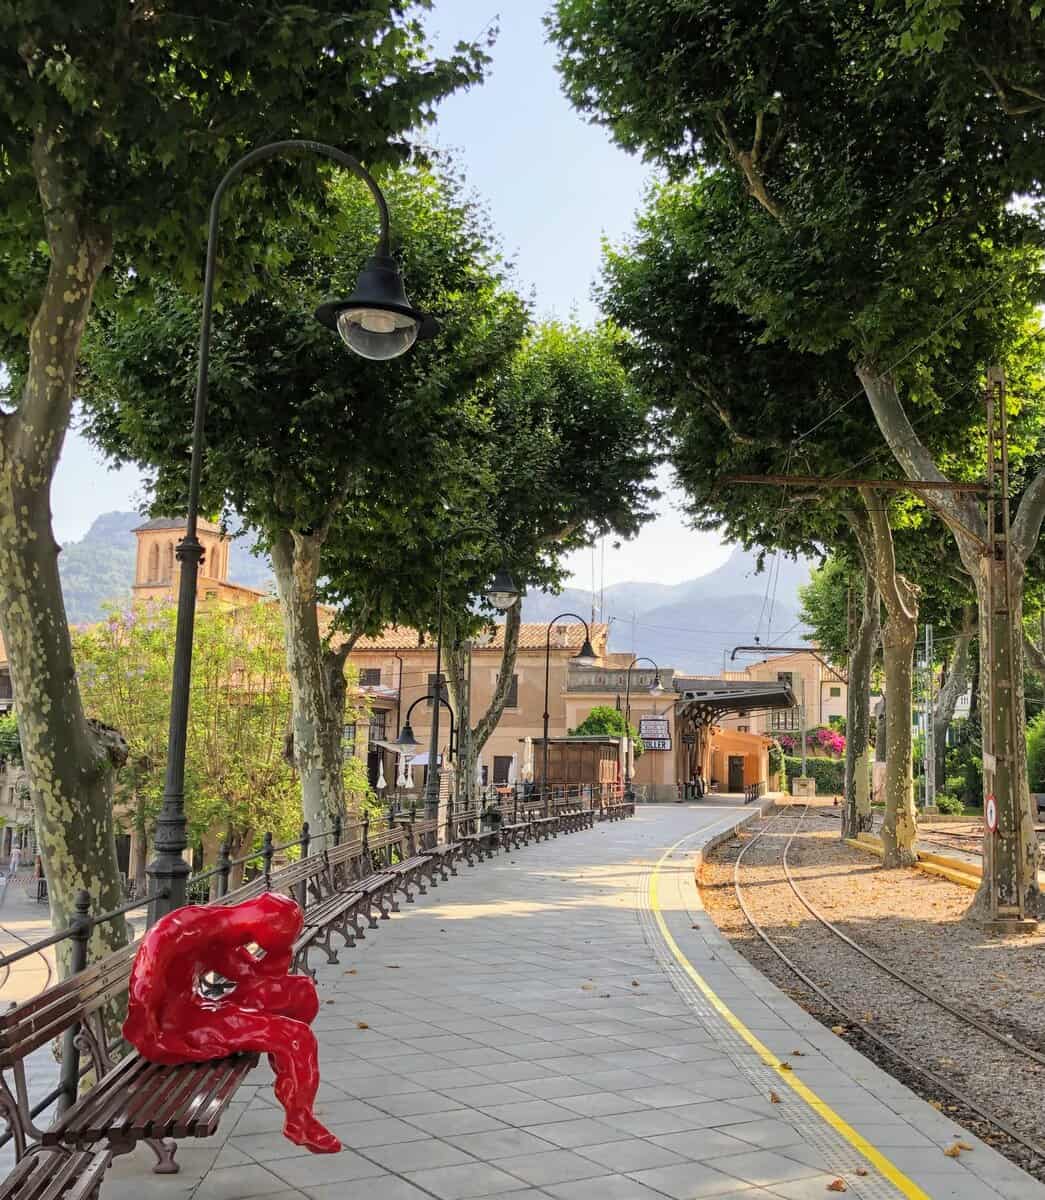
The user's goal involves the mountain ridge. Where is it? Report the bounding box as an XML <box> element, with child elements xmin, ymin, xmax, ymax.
<box><xmin>58</xmin><ymin>513</ymin><xmax>813</xmax><ymax>672</ymax></box>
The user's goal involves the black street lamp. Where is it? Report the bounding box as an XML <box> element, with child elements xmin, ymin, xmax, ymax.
<box><xmin>394</xmin><ymin>693</ymin><xmax>457</xmax><ymax>768</ymax></box>
<box><xmin>540</xmin><ymin>614</ymin><xmax>598</xmax><ymax>808</ymax></box>
<box><xmin>420</xmin><ymin>527</ymin><xmax>520</xmax><ymax>821</ymax></box>
<box><xmin>624</xmin><ymin>656</ymin><xmax>663</xmax><ymax>804</ymax></box>
<box><xmin>146</xmin><ymin>140</ymin><xmax>436</xmax><ymax>924</ymax></box>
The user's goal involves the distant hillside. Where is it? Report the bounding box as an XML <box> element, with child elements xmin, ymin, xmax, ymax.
<box><xmin>521</xmin><ymin>547</ymin><xmax>813</xmax><ymax>674</ymax></box>
<box><xmin>58</xmin><ymin>514</ymin><xmax>810</xmax><ymax>669</ymax></box>
<box><xmin>58</xmin><ymin>511</ymin><xmax>273</xmax><ymax>623</ymax></box>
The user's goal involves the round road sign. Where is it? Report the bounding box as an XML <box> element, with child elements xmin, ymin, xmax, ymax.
<box><xmin>986</xmin><ymin>793</ymin><xmax>998</xmax><ymax>833</ymax></box>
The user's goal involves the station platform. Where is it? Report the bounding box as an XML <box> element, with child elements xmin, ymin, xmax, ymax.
<box><xmin>103</xmin><ymin>803</ymin><xmax>1045</xmax><ymax>1200</ymax></box>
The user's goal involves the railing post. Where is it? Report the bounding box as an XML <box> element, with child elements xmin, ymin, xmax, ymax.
<box><xmin>333</xmin><ymin>813</ymin><xmax>343</xmax><ymax>847</ymax></box>
<box><xmin>261</xmin><ymin>831</ymin><xmax>274</xmax><ymax>884</ymax></box>
<box><xmin>297</xmin><ymin>822</ymin><xmax>311</xmax><ymax>908</ymax></box>
<box><xmin>58</xmin><ymin>890</ymin><xmax>91</xmax><ymax>1113</ymax></box>
<box><xmin>218</xmin><ymin>842</ymin><xmax>231</xmax><ymax>898</ymax></box>
<box><xmin>362</xmin><ymin>813</ymin><xmax>370</xmax><ymax>857</ymax></box>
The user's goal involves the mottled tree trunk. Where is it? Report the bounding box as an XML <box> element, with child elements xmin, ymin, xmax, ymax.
<box><xmin>0</xmin><ymin>135</ymin><xmax>128</xmax><ymax>968</ymax></box>
<box><xmin>972</xmin><ymin>559</ymin><xmax>1038</xmax><ymax>915</ymax></box>
<box><xmin>270</xmin><ymin>530</ymin><xmax>345</xmax><ymax>834</ymax></box>
<box><xmin>934</xmin><ymin>604</ymin><xmax>975</xmax><ymax>789</ymax></box>
<box><xmin>857</xmin><ymin>489</ymin><xmax>918</xmax><ymax>867</ymax></box>
<box><xmin>842</xmin><ymin>545</ymin><xmax>879</xmax><ymax>839</ymax></box>
<box><xmin>859</xmin><ymin>366</ymin><xmax>1042</xmax><ymax>915</ymax></box>
<box><xmin>445</xmin><ymin>604</ymin><xmax>523</xmax><ymax>810</ymax></box>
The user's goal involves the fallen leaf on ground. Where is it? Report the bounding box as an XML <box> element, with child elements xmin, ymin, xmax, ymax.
<box><xmin>956</xmin><ymin>1141</ymin><xmax>973</xmax><ymax>1151</ymax></box>
<box><xmin>854</xmin><ymin>1168</ymin><xmax>868</xmax><ymax>1176</ymax></box>
<box><xmin>631</xmin><ymin>980</ymin><xmax>640</xmax><ymax>987</ymax></box>
<box><xmin>791</xmin><ymin>1049</ymin><xmax>806</xmax><ymax>1056</ymax></box>
<box><xmin>325</xmin><ymin>1000</ymin><xmax>335</xmax><ymax>1005</ymax></box>
<box><xmin>827</xmin><ymin>1179</ymin><xmax>847</xmax><ymax>1192</ymax></box>
<box><xmin>692</xmin><ymin>923</ymin><xmax>700</xmax><ymax>929</ymax></box>
<box><xmin>581</xmin><ymin>983</ymin><xmax>594</xmax><ymax>991</ymax></box>
<box><xmin>779</xmin><ymin>1061</ymin><xmax>793</xmax><ymax>1071</ymax></box>
<box><xmin>356</xmin><ymin>1021</ymin><xmax>369</xmax><ymax>1029</ymax></box>
<box><xmin>943</xmin><ymin>1144</ymin><xmax>962</xmax><ymax>1158</ymax></box>
<box><xmin>386</xmin><ymin>965</ymin><xmax>400</xmax><ymax>969</ymax></box>
<box><xmin>344</xmin><ymin>969</ymin><xmax>357</xmax><ymax>975</ymax></box>
<box><xmin>770</xmin><ymin>1091</ymin><xmax>781</xmax><ymax>1104</ymax></box>
<box><xmin>831</xmin><ymin>1025</ymin><xmax>847</xmax><ymax>1035</ymax></box>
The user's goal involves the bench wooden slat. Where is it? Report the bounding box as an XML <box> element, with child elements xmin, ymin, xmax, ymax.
<box><xmin>0</xmin><ymin>1149</ymin><xmax>109</xmax><ymax>1200</ymax></box>
<box><xmin>33</xmin><ymin>1150</ymin><xmax>88</xmax><ymax>1200</ymax></box>
<box><xmin>82</xmin><ymin>1057</ymin><xmax>170</xmax><ymax>1141</ymax></box>
<box><xmin>171</xmin><ymin>1058</ymin><xmax>252</xmax><ymax>1139</ymax></box>
<box><xmin>144</xmin><ymin>1061</ymin><xmax>223</xmax><ymax>1138</ymax></box>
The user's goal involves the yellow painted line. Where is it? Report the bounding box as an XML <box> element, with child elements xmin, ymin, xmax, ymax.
<box><xmin>846</xmin><ymin>837</ymin><xmax>982</xmax><ymax>889</ymax></box>
<box><xmin>650</xmin><ymin>833</ymin><xmax>932</xmax><ymax>1200</ymax></box>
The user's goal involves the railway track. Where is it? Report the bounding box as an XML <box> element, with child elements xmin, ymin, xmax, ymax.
<box><xmin>730</xmin><ymin>805</ymin><xmax>1045</xmax><ymax>1174</ymax></box>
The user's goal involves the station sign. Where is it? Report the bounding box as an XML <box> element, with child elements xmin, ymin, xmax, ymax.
<box><xmin>639</xmin><ymin>716</ymin><xmax>672</xmax><ymax>752</ymax></box>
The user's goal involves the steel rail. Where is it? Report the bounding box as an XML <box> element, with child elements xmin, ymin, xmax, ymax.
<box><xmin>781</xmin><ymin>808</ymin><xmax>1045</xmax><ymax>1067</ymax></box>
<box><xmin>731</xmin><ymin>805</ymin><xmax>1045</xmax><ymax>1165</ymax></box>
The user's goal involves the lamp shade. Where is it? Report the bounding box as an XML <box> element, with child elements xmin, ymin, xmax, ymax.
<box><xmin>315</xmin><ymin>255</ymin><xmax>438</xmax><ymax>361</ymax></box>
<box><xmin>485</xmin><ymin>565</ymin><xmax>521</xmax><ymax>612</ymax></box>
<box><xmin>572</xmin><ymin>637</ymin><xmax>598</xmax><ymax>668</ymax></box>
<box><xmin>649</xmin><ymin>673</ymin><xmax>665</xmax><ymax>695</ymax></box>
<box><xmin>393</xmin><ymin>720</ymin><xmax>423</xmax><ymax>756</ymax></box>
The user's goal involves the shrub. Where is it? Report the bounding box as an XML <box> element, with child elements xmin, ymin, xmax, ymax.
<box><xmin>768</xmin><ymin>745</ymin><xmax>783</xmax><ymax>775</ymax></box>
<box><xmin>936</xmin><ymin>793</ymin><xmax>964</xmax><ymax>815</ymax></box>
<box><xmin>1028</xmin><ymin>713</ymin><xmax>1045</xmax><ymax>793</ymax></box>
<box><xmin>783</xmin><ymin>755</ymin><xmax>844</xmax><ymax>795</ymax></box>
<box><xmin>944</xmin><ymin>774</ymin><xmax>966</xmax><ymax>797</ymax></box>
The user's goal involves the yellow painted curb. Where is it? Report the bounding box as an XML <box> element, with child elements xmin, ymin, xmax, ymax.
<box><xmin>651</xmin><ymin>835</ymin><xmax>932</xmax><ymax>1200</ymax></box>
<box><xmin>846</xmin><ymin>836</ymin><xmax>980</xmax><ymax>889</ymax></box>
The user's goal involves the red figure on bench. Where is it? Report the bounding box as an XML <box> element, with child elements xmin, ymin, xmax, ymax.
<box><xmin>123</xmin><ymin>892</ymin><xmax>340</xmax><ymax>1154</ymax></box>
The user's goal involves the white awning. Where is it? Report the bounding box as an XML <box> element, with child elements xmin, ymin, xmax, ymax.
<box><xmin>406</xmin><ymin>752</ymin><xmax>442</xmax><ymax>768</ymax></box>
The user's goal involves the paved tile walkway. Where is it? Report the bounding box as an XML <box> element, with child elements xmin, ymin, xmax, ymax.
<box><xmin>93</xmin><ymin>804</ymin><xmax>1045</xmax><ymax>1200</ymax></box>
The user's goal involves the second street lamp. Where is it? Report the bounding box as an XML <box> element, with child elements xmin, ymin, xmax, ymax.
<box><xmin>540</xmin><ymin>613</ymin><xmax>598</xmax><ymax>809</ymax></box>
<box><xmin>624</xmin><ymin>656</ymin><xmax>662</xmax><ymax>805</ymax></box>
<box><xmin>147</xmin><ymin>139</ymin><xmax>436</xmax><ymax>924</ymax></box>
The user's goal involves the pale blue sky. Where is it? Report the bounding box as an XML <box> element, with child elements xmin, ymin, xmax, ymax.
<box><xmin>53</xmin><ymin>0</ymin><xmax>729</xmax><ymax>585</ymax></box>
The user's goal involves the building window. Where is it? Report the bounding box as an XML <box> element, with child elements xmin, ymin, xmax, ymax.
<box><xmin>493</xmin><ymin>756</ymin><xmax>513</xmax><ymax>785</ymax></box>
<box><xmin>737</xmin><ymin>725</ymin><xmax>749</xmax><ymax>733</ymax></box>
<box><xmin>777</xmin><ymin>671</ymin><xmax>793</xmax><ymax>685</ymax></box>
<box><xmin>369</xmin><ymin>711</ymin><xmax>387</xmax><ymax>744</ymax></box>
<box><xmin>148</xmin><ymin>542</ymin><xmax>160</xmax><ymax>580</ymax></box>
<box><xmin>360</xmin><ymin>668</ymin><xmax>382</xmax><ymax>687</ymax></box>
<box><xmin>505</xmin><ymin>674</ymin><xmax>519</xmax><ymax>707</ymax></box>
<box><xmin>829</xmin><ymin>685</ymin><xmax>841</xmax><ymax>698</ymax></box>
<box><xmin>0</xmin><ymin>673</ymin><xmax>11</xmax><ymax>700</ymax></box>
<box><xmin>166</xmin><ymin>541</ymin><xmax>175</xmax><ymax>578</ymax></box>
<box><xmin>343</xmin><ymin>724</ymin><xmax>357</xmax><ymax>755</ymax></box>
<box><xmin>427</xmin><ymin>673</ymin><xmax>449</xmax><ymax>705</ymax></box>
<box><xmin>770</xmin><ymin>709</ymin><xmax>800</xmax><ymax>731</ymax></box>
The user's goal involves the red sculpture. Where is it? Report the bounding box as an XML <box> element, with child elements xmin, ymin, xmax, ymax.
<box><xmin>124</xmin><ymin>892</ymin><xmax>340</xmax><ymax>1154</ymax></box>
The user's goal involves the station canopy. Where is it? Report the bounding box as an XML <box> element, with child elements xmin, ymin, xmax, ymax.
<box><xmin>674</xmin><ymin>678</ymin><xmax>797</xmax><ymax>725</ymax></box>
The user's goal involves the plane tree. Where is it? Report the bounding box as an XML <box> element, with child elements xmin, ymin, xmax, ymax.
<box><xmin>0</xmin><ymin>0</ymin><xmax>487</xmax><ymax>957</ymax></box>
<box><xmin>550</xmin><ymin>0</ymin><xmax>1045</xmax><ymax>910</ymax></box>
<box><xmin>596</xmin><ymin>175</ymin><xmax>997</xmax><ymax>860</ymax></box>
<box><xmin>80</xmin><ymin>164</ymin><xmax>526</xmax><ymax>834</ymax></box>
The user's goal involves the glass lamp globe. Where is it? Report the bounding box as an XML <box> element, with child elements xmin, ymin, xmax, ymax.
<box><xmin>572</xmin><ymin>638</ymin><xmax>598</xmax><ymax>668</ymax></box>
<box><xmin>649</xmin><ymin>674</ymin><xmax>665</xmax><ymax>695</ymax></box>
<box><xmin>336</xmin><ymin>307</ymin><xmax>420</xmax><ymax>361</ymax></box>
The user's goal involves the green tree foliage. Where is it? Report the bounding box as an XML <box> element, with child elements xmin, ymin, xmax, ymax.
<box><xmin>0</xmin><ymin>714</ymin><xmax>22</xmax><ymax>767</ymax></box>
<box><xmin>799</xmin><ymin>560</ymin><xmax>854</xmax><ymax>668</ymax></box>
<box><xmin>0</xmin><ymin>0</ymin><xmax>488</xmax><ymax>956</ymax></box>
<box><xmin>80</xmin><ymin>161</ymin><xmax>526</xmax><ymax>834</ymax></box>
<box><xmin>1028</xmin><ymin>712</ymin><xmax>1045</xmax><ymax>793</ymax></box>
<box><xmin>568</xmin><ymin>705</ymin><xmax>643</xmax><ymax>756</ymax></box>
<box><xmin>550</xmin><ymin>0</ymin><xmax>1045</xmax><ymax>905</ymax></box>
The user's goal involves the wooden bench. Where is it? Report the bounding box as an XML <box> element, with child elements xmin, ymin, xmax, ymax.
<box><xmin>449</xmin><ymin>809</ymin><xmax>495</xmax><ymax>863</ymax></box>
<box><xmin>0</xmin><ymin>942</ymin><xmax>255</xmax><ymax>1193</ymax></box>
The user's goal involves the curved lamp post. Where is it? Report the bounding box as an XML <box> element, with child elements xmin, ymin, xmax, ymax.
<box><xmin>623</xmin><ymin>656</ymin><xmax>663</xmax><ymax>804</ymax></box>
<box><xmin>147</xmin><ymin>140</ymin><xmax>437</xmax><ymax>924</ymax></box>
<box><xmin>420</xmin><ymin>526</ymin><xmax>521</xmax><ymax>820</ymax></box>
<box><xmin>540</xmin><ymin>613</ymin><xmax>598</xmax><ymax>809</ymax></box>
<box><xmin>394</xmin><ymin>694</ymin><xmax>456</xmax><ymax>764</ymax></box>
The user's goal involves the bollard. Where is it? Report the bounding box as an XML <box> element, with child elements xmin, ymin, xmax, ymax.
<box><xmin>298</xmin><ymin>822</ymin><xmax>311</xmax><ymax>909</ymax></box>
<box><xmin>261</xmin><ymin>831</ymin><xmax>274</xmax><ymax>882</ymax></box>
<box><xmin>59</xmin><ymin>890</ymin><xmax>91</xmax><ymax>1113</ymax></box>
<box><xmin>218</xmin><ymin>842</ymin><xmax>231</xmax><ymax>898</ymax></box>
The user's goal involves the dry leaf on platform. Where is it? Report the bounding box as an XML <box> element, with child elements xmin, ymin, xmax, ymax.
<box><xmin>956</xmin><ymin>1142</ymin><xmax>973</xmax><ymax>1151</ymax></box>
<box><xmin>831</xmin><ymin>1025</ymin><xmax>847</xmax><ymax>1035</ymax></box>
<box><xmin>581</xmin><ymin>983</ymin><xmax>594</xmax><ymax>991</ymax></box>
<box><xmin>827</xmin><ymin>1179</ymin><xmax>847</xmax><ymax>1192</ymax></box>
<box><xmin>854</xmin><ymin>1168</ymin><xmax>868</xmax><ymax>1176</ymax></box>
<box><xmin>943</xmin><ymin>1144</ymin><xmax>962</xmax><ymax>1158</ymax></box>
<box><xmin>779</xmin><ymin>1061</ymin><xmax>793</xmax><ymax>1071</ymax></box>
<box><xmin>770</xmin><ymin>1091</ymin><xmax>782</xmax><ymax>1103</ymax></box>
<box><xmin>356</xmin><ymin>1022</ymin><xmax>369</xmax><ymax>1029</ymax></box>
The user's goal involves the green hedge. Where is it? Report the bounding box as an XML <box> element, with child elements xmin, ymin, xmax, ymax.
<box><xmin>783</xmin><ymin>755</ymin><xmax>844</xmax><ymax>795</ymax></box>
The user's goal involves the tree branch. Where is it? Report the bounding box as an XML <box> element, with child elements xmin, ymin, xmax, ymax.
<box><xmin>472</xmin><ymin>602</ymin><xmax>522</xmax><ymax>752</ymax></box>
<box><xmin>856</xmin><ymin>366</ymin><xmax>986</xmax><ymax>550</ymax></box>
<box><xmin>1012</xmin><ymin>470</ymin><xmax>1045</xmax><ymax>565</ymax></box>
<box><xmin>859</xmin><ymin>488</ymin><xmax>919</xmax><ymax>625</ymax></box>
<box><xmin>717</xmin><ymin>110</ymin><xmax>787</xmax><ymax>224</ymax></box>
